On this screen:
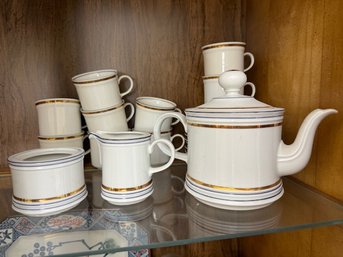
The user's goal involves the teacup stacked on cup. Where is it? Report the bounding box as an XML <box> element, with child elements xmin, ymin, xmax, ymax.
<box><xmin>71</xmin><ymin>69</ymin><xmax>135</xmax><ymax>169</ymax></box>
<box><xmin>202</xmin><ymin>41</ymin><xmax>256</xmax><ymax>102</ymax></box>
<box><xmin>35</xmin><ymin>98</ymin><xmax>88</xmax><ymax>150</ymax></box>
<box><xmin>5</xmin><ymin>98</ymin><xmax>90</xmax><ymax>217</ymax></box>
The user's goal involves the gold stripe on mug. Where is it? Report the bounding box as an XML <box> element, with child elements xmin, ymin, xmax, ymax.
<box><xmin>102</xmin><ymin>180</ymin><xmax>152</xmax><ymax>192</ymax></box>
<box><xmin>202</xmin><ymin>42</ymin><xmax>246</xmax><ymax>51</ymax></box>
<box><xmin>136</xmin><ymin>101</ymin><xmax>175</xmax><ymax>111</ymax></box>
<box><xmin>81</xmin><ymin>104</ymin><xmax>123</xmax><ymax>115</ymax></box>
<box><xmin>13</xmin><ymin>185</ymin><xmax>86</xmax><ymax>203</ymax></box>
<box><xmin>187</xmin><ymin>175</ymin><xmax>281</xmax><ymax>192</ymax></box>
<box><xmin>202</xmin><ymin>75</ymin><xmax>219</xmax><ymax>80</ymax></box>
<box><xmin>35</xmin><ymin>99</ymin><xmax>80</xmax><ymax>106</ymax></box>
<box><xmin>187</xmin><ymin>122</ymin><xmax>283</xmax><ymax>129</ymax></box>
<box><xmin>72</xmin><ymin>74</ymin><xmax>117</xmax><ymax>85</ymax></box>
<box><xmin>38</xmin><ymin>134</ymin><xmax>84</xmax><ymax>140</ymax></box>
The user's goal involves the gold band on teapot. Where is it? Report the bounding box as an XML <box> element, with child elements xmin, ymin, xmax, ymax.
<box><xmin>187</xmin><ymin>175</ymin><xmax>281</xmax><ymax>192</ymax></box>
<box><xmin>187</xmin><ymin>122</ymin><xmax>283</xmax><ymax>129</ymax></box>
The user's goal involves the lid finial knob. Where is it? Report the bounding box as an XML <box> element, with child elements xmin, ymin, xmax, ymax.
<box><xmin>218</xmin><ymin>70</ymin><xmax>247</xmax><ymax>95</ymax></box>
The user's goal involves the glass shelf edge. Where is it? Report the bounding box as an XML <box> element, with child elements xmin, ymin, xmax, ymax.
<box><xmin>1</xmin><ymin>164</ymin><xmax>343</xmax><ymax>257</ymax></box>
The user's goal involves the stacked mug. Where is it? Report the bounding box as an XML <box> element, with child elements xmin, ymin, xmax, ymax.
<box><xmin>133</xmin><ymin>96</ymin><xmax>186</xmax><ymax>166</ymax></box>
<box><xmin>202</xmin><ymin>41</ymin><xmax>255</xmax><ymax>102</ymax></box>
<box><xmin>35</xmin><ymin>98</ymin><xmax>88</xmax><ymax>151</ymax></box>
<box><xmin>72</xmin><ymin>69</ymin><xmax>135</xmax><ymax>168</ymax></box>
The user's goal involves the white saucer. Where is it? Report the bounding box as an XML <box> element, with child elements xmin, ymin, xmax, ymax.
<box><xmin>185</xmin><ymin>182</ymin><xmax>284</xmax><ymax>211</ymax></box>
<box><xmin>12</xmin><ymin>190</ymin><xmax>88</xmax><ymax>217</ymax></box>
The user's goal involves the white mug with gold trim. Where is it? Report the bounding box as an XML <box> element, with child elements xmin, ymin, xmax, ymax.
<box><xmin>89</xmin><ymin>131</ymin><xmax>175</xmax><ymax>205</ymax></box>
<box><xmin>202</xmin><ymin>42</ymin><xmax>254</xmax><ymax>76</ymax></box>
<box><xmin>38</xmin><ymin>132</ymin><xmax>90</xmax><ymax>155</ymax></box>
<box><xmin>35</xmin><ymin>98</ymin><xmax>82</xmax><ymax>137</ymax></box>
<box><xmin>134</xmin><ymin>96</ymin><xmax>181</xmax><ymax>132</ymax></box>
<box><xmin>81</xmin><ymin>101</ymin><xmax>134</xmax><ymax>133</ymax></box>
<box><xmin>72</xmin><ymin>69</ymin><xmax>134</xmax><ymax>111</ymax></box>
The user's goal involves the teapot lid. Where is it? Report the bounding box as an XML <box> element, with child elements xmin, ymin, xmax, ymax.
<box><xmin>185</xmin><ymin>70</ymin><xmax>284</xmax><ymax>122</ymax></box>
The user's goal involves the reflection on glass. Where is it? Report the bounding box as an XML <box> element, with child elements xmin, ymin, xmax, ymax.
<box><xmin>0</xmin><ymin>164</ymin><xmax>341</xmax><ymax>257</ymax></box>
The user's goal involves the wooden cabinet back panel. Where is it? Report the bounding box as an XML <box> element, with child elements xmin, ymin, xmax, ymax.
<box><xmin>0</xmin><ymin>0</ymin><xmax>243</xmax><ymax>168</ymax></box>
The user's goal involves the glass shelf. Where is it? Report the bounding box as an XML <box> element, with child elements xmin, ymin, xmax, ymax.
<box><xmin>0</xmin><ymin>164</ymin><xmax>342</xmax><ymax>257</ymax></box>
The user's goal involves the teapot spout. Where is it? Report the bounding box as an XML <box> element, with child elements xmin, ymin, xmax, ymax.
<box><xmin>277</xmin><ymin>109</ymin><xmax>337</xmax><ymax>177</ymax></box>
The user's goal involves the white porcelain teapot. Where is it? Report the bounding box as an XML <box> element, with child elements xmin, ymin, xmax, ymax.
<box><xmin>153</xmin><ymin>70</ymin><xmax>337</xmax><ymax>210</ymax></box>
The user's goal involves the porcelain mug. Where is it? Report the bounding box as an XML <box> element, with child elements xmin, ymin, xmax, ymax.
<box><xmin>81</xmin><ymin>101</ymin><xmax>135</xmax><ymax>133</ymax></box>
<box><xmin>38</xmin><ymin>132</ymin><xmax>90</xmax><ymax>155</ymax></box>
<box><xmin>89</xmin><ymin>131</ymin><xmax>175</xmax><ymax>205</ymax></box>
<box><xmin>35</xmin><ymin>98</ymin><xmax>82</xmax><ymax>137</ymax></box>
<box><xmin>150</xmin><ymin>132</ymin><xmax>185</xmax><ymax>165</ymax></box>
<box><xmin>134</xmin><ymin>97</ymin><xmax>182</xmax><ymax>132</ymax></box>
<box><xmin>202</xmin><ymin>42</ymin><xmax>254</xmax><ymax>75</ymax></box>
<box><xmin>203</xmin><ymin>76</ymin><xmax>256</xmax><ymax>103</ymax></box>
<box><xmin>72</xmin><ymin>69</ymin><xmax>134</xmax><ymax>111</ymax></box>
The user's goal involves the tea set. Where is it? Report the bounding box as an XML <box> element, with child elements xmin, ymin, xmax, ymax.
<box><xmin>7</xmin><ymin>41</ymin><xmax>337</xmax><ymax>217</ymax></box>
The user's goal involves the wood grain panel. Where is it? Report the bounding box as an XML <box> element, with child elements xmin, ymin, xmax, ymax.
<box><xmin>245</xmin><ymin>0</ymin><xmax>326</xmax><ymax>186</ymax></box>
<box><xmin>0</xmin><ymin>176</ymin><xmax>13</xmax><ymax>222</ymax></box>
<box><xmin>151</xmin><ymin>239</ymin><xmax>238</xmax><ymax>257</ymax></box>
<box><xmin>316</xmin><ymin>0</ymin><xmax>343</xmax><ymax>200</ymax></box>
<box><xmin>240</xmin><ymin>0</ymin><xmax>343</xmax><ymax>257</ymax></box>
<box><xmin>0</xmin><ymin>0</ymin><xmax>243</xmax><ymax>168</ymax></box>
<box><xmin>238</xmin><ymin>229</ymin><xmax>312</xmax><ymax>257</ymax></box>
<box><xmin>310</xmin><ymin>226</ymin><xmax>343</xmax><ymax>257</ymax></box>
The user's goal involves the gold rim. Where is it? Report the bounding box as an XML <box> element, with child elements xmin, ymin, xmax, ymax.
<box><xmin>136</xmin><ymin>101</ymin><xmax>175</xmax><ymax>111</ymax></box>
<box><xmin>202</xmin><ymin>42</ymin><xmax>246</xmax><ymax>51</ymax></box>
<box><xmin>81</xmin><ymin>103</ymin><xmax>123</xmax><ymax>115</ymax></box>
<box><xmin>203</xmin><ymin>75</ymin><xmax>219</xmax><ymax>80</ymax></box>
<box><xmin>188</xmin><ymin>122</ymin><xmax>283</xmax><ymax>129</ymax></box>
<box><xmin>187</xmin><ymin>175</ymin><xmax>281</xmax><ymax>192</ymax></box>
<box><xmin>102</xmin><ymin>180</ymin><xmax>152</xmax><ymax>192</ymax></box>
<box><xmin>35</xmin><ymin>99</ymin><xmax>80</xmax><ymax>106</ymax></box>
<box><xmin>73</xmin><ymin>74</ymin><xmax>117</xmax><ymax>85</ymax></box>
<box><xmin>38</xmin><ymin>134</ymin><xmax>83</xmax><ymax>140</ymax></box>
<box><xmin>13</xmin><ymin>185</ymin><xmax>86</xmax><ymax>203</ymax></box>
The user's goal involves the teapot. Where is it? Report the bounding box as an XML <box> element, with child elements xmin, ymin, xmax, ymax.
<box><xmin>153</xmin><ymin>70</ymin><xmax>337</xmax><ymax>210</ymax></box>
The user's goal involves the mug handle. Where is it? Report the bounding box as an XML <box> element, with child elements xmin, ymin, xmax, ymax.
<box><xmin>171</xmin><ymin>108</ymin><xmax>182</xmax><ymax>126</ymax></box>
<box><xmin>153</xmin><ymin>112</ymin><xmax>188</xmax><ymax>163</ymax></box>
<box><xmin>118</xmin><ymin>75</ymin><xmax>134</xmax><ymax>97</ymax></box>
<box><xmin>244</xmin><ymin>82</ymin><xmax>256</xmax><ymax>97</ymax></box>
<box><xmin>148</xmin><ymin>138</ymin><xmax>175</xmax><ymax>175</ymax></box>
<box><xmin>243</xmin><ymin>52</ymin><xmax>255</xmax><ymax>72</ymax></box>
<box><xmin>170</xmin><ymin>134</ymin><xmax>185</xmax><ymax>151</ymax></box>
<box><xmin>124</xmin><ymin>102</ymin><xmax>135</xmax><ymax>122</ymax></box>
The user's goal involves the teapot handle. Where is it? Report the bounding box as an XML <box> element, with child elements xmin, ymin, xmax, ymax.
<box><xmin>153</xmin><ymin>112</ymin><xmax>188</xmax><ymax>163</ymax></box>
